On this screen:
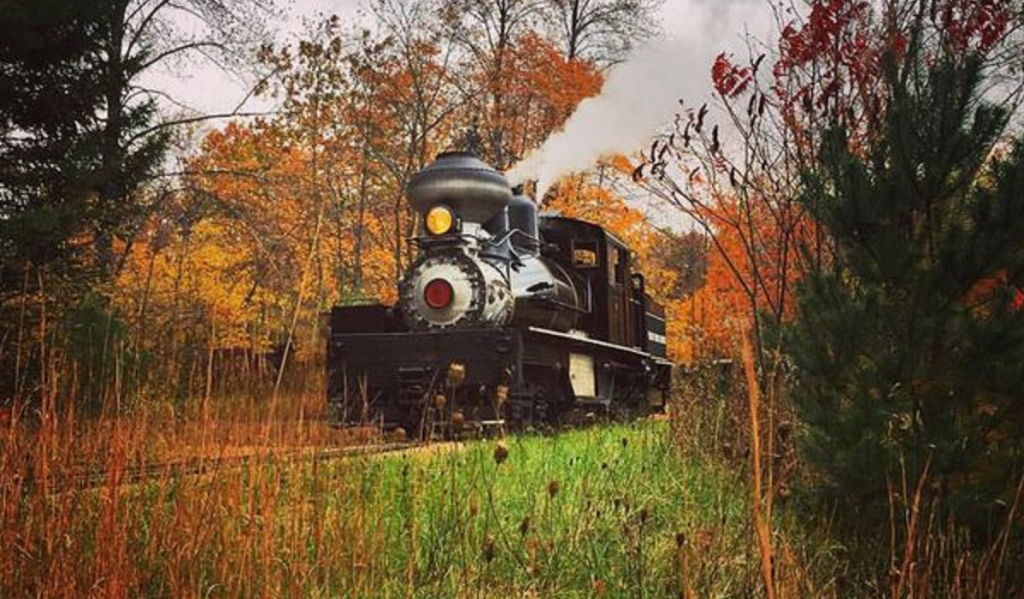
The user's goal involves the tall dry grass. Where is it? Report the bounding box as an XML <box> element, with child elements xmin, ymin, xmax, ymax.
<box><xmin>670</xmin><ymin>333</ymin><xmax>1024</xmax><ymax>599</ymax></box>
<box><xmin>0</xmin><ymin>383</ymin><xmax>388</xmax><ymax>598</ymax></box>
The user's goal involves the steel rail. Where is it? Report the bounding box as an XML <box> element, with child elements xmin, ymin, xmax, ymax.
<box><xmin>16</xmin><ymin>441</ymin><xmax>428</xmax><ymax>493</ymax></box>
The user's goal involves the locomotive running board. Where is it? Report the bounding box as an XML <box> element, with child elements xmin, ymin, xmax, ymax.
<box><xmin>526</xmin><ymin>327</ymin><xmax>651</xmax><ymax>358</ymax></box>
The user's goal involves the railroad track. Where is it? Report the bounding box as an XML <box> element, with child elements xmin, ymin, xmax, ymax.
<box><xmin>19</xmin><ymin>441</ymin><xmax>430</xmax><ymax>493</ymax></box>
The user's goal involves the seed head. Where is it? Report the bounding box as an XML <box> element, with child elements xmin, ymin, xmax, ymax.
<box><xmin>451</xmin><ymin>410</ymin><xmax>465</xmax><ymax>428</ymax></box>
<box><xmin>493</xmin><ymin>442</ymin><xmax>509</xmax><ymax>465</ymax></box>
<box><xmin>675</xmin><ymin>532</ymin><xmax>687</xmax><ymax>549</ymax></box>
<box><xmin>433</xmin><ymin>394</ymin><xmax>447</xmax><ymax>410</ymax></box>
<box><xmin>482</xmin><ymin>535</ymin><xmax>496</xmax><ymax>562</ymax></box>
<box><xmin>494</xmin><ymin>385</ymin><xmax>509</xmax><ymax>405</ymax></box>
<box><xmin>447</xmin><ymin>363</ymin><xmax>466</xmax><ymax>387</ymax></box>
<box><xmin>546</xmin><ymin>479</ymin><xmax>560</xmax><ymax>498</ymax></box>
<box><xmin>519</xmin><ymin>516</ymin><xmax>531</xmax><ymax>536</ymax></box>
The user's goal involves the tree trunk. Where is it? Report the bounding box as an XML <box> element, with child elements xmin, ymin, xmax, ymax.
<box><xmin>97</xmin><ymin>1</ymin><xmax>129</xmax><ymax>278</ymax></box>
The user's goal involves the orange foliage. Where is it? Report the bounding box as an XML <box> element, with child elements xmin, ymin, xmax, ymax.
<box><xmin>114</xmin><ymin>24</ymin><xmax>605</xmax><ymax>361</ymax></box>
<box><xmin>684</xmin><ymin>192</ymin><xmax>814</xmax><ymax>359</ymax></box>
<box><xmin>495</xmin><ymin>33</ymin><xmax>603</xmax><ymax>161</ymax></box>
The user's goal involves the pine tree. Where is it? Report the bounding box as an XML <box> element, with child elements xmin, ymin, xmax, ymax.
<box><xmin>787</xmin><ymin>47</ymin><xmax>1024</xmax><ymax>527</ymax></box>
<box><xmin>0</xmin><ymin>0</ymin><xmax>170</xmax><ymax>408</ymax></box>
<box><xmin>0</xmin><ymin>0</ymin><xmax>110</xmax><ymax>283</ymax></box>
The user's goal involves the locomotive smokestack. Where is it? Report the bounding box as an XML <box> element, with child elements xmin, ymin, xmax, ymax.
<box><xmin>406</xmin><ymin>151</ymin><xmax>512</xmax><ymax>224</ymax></box>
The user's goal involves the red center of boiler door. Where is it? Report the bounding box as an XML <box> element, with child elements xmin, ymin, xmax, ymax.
<box><xmin>424</xmin><ymin>278</ymin><xmax>454</xmax><ymax>309</ymax></box>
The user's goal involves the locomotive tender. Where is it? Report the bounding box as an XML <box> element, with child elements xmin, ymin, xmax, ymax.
<box><xmin>327</xmin><ymin>151</ymin><xmax>672</xmax><ymax>435</ymax></box>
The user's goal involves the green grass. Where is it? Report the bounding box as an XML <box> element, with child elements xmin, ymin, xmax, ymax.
<box><xmin>297</xmin><ymin>422</ymin><xmax>765</xmax><ymax>598</ymax></box>
<box><xmin>7</xmin><ymin>420</ymin><xmax>848</xmax><ymax>598</ymax></box>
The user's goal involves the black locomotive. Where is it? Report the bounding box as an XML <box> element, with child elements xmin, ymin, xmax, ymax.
<box><xmin>327</xmin><ymin>151</ymin><xmax>672</xmax><ymax>436</ymax></box>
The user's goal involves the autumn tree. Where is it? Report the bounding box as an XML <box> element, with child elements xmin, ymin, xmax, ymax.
<box><xmin>497</xmin><ymin>32</ymin><xmax>603</xmax><ymax>159</ymax></box>
<box><xmin>542</xmin><ymin>0</ymin><xmax>662</xmax><ymax>65</ymax></box>
<box><xmin>439</xmin><ymin>0</ymin><xmax>544</xmax><ymax>163</ymax></box>
<box><xmin>120</xmin><ymin>9</ymin><xmax>467</xmax><ymax>394</ymax></box>
<box><xmin>631</xmin><ymin>0</ymin><xmax>1021</xmax><ymax>364</ymax></box>
<box><xmin>91</xmin><ymin>0</ymin><xmax>276</xmax><ymax>277</ymax></box>
<box><xmin>0</xmin><ymin>0</ymin><xmax>278</xmax><ymax>411</ymax></box>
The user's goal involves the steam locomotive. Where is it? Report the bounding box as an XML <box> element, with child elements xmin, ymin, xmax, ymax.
<box><xmin>327</xmin><ymin>152</ymin><xmax>672</xmax><ymax>436</ymax></box>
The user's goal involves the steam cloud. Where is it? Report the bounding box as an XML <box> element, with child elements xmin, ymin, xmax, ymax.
<box><xmin>506</xmin><ymin>0</ymin><xmax>767</xmax><ymax>199</ymax></box>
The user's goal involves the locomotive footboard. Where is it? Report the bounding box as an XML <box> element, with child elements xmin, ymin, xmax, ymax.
<box><xmin>328</xmin><ymin>325</ymin><xmax>522</xmax><ymax>431</ymax></box>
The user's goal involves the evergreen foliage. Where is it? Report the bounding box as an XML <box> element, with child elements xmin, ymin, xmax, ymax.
<box><xmin>0</xmin><ymin>0</ymin><xmax>169</xmax><ymax>285</ymax></box>
<box><xmin>787</xmin><ymin>47</ymin><xmax>1024</xmax><ymax>527</ymax></box>
<box><xmin>0</xmin><ymin>0</ymin><xmax>169</xmax><ymax>407</ymax></box>
<box><xmin>0</xmin><ymin>1</ymin><xmax>109</xmax><ymax>284</ymax></box>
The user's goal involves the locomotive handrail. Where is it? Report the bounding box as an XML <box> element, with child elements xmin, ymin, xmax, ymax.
<box><xmin>490</xmin><ymin>227</ymin><xmax>540</xmax><ymax>252</ymax></box>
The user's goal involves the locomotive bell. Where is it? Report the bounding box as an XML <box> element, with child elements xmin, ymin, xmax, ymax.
<box><xmin>407</xmin><ymin>151</ymin><xmax>512</xmax><ymax>224</ymax></box>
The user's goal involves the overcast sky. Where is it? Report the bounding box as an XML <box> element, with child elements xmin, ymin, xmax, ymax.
<box><xmin>143</xmin><ymin>0</ymin><xmax>776</xmax><ymax>121</ymax></box>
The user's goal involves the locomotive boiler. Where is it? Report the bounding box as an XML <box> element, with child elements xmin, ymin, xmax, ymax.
<box><xmin>327</xmin><ymin>151</ymin><xmax>672</xmax><ymax>435</ymax></box>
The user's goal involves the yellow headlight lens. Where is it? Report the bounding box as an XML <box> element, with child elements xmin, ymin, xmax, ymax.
<box><xmin>425</xmin><ymin>205</ymin><xmax>455</xmax><ymax>235</ymax></box>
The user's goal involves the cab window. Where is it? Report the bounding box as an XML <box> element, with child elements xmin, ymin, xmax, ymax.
<box><xmin>573</xmin><ymin>241</ymin><xmax>598</xmax><ymax>268</ymax></box>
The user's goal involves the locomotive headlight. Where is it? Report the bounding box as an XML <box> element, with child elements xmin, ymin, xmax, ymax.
<box><xmin>425</xmin><ymin>205</ymin><xmax>455</xmax><ymax>236</ymax></box>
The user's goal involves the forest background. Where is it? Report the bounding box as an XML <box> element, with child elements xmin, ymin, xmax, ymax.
<box><xmin>0</xmin><ymin>0</ymin><xmax>720</xmax><ymax>413</ymax></box>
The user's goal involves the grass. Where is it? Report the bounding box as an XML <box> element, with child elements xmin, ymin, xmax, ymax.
<box><xmin>4</xmin><ymin>413</ymin><xmax>841</xmax><ymax>598</ymax></box>
<box><xmin>338</xmin><ymin>422</ymin><xmax>753</xmax><ymax>598</ymax></box>
<box><xmin>6</xmin><ymin>388</ymin><xmax>1017</xmax><ymax>598</ymax></box>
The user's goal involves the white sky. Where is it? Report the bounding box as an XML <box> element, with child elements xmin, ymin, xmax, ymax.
<box><xmin>144</xmin><ymin>0</ymin><xmax>775</xmax><ymax>120</ymax></box>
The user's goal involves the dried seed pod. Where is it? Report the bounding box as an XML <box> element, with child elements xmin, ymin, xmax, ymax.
<box><xmin>482</xmin><ymin>535</ymin><xmax>496</xmax><ymax>562</ymax></box>
<box><xmin>393</xmin><ymin>427</ymin><xmax>407</xmax><ymax>442</ymax></box>
<box><xmin>519</xmin><ymin>516</ymin><xmax>531</xmax><ymax>536</ymax></box>
<box><xmin>451</xmin><ymin>410</ymin><xmax>465</xmax><ymax>429</ymax></box>
<box><xmin>547</xmin><ymin>479</ymin><xmax>560</xmax><ymax>498</ymax></box>
<box><xmin>433</xmin><ymin>394</ymin><xmax>447</xmax><ymax>410</ymax></box>
<box><xmin>493</xmin><ymin>442</ymin><xmax>509</xmax><ymax>465</ymax></box>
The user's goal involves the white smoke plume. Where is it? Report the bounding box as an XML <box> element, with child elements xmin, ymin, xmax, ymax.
<box><xmin>506</xmin><ymin>0</ymin><xmax>768</xmax><ymax>199</ymax></box>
